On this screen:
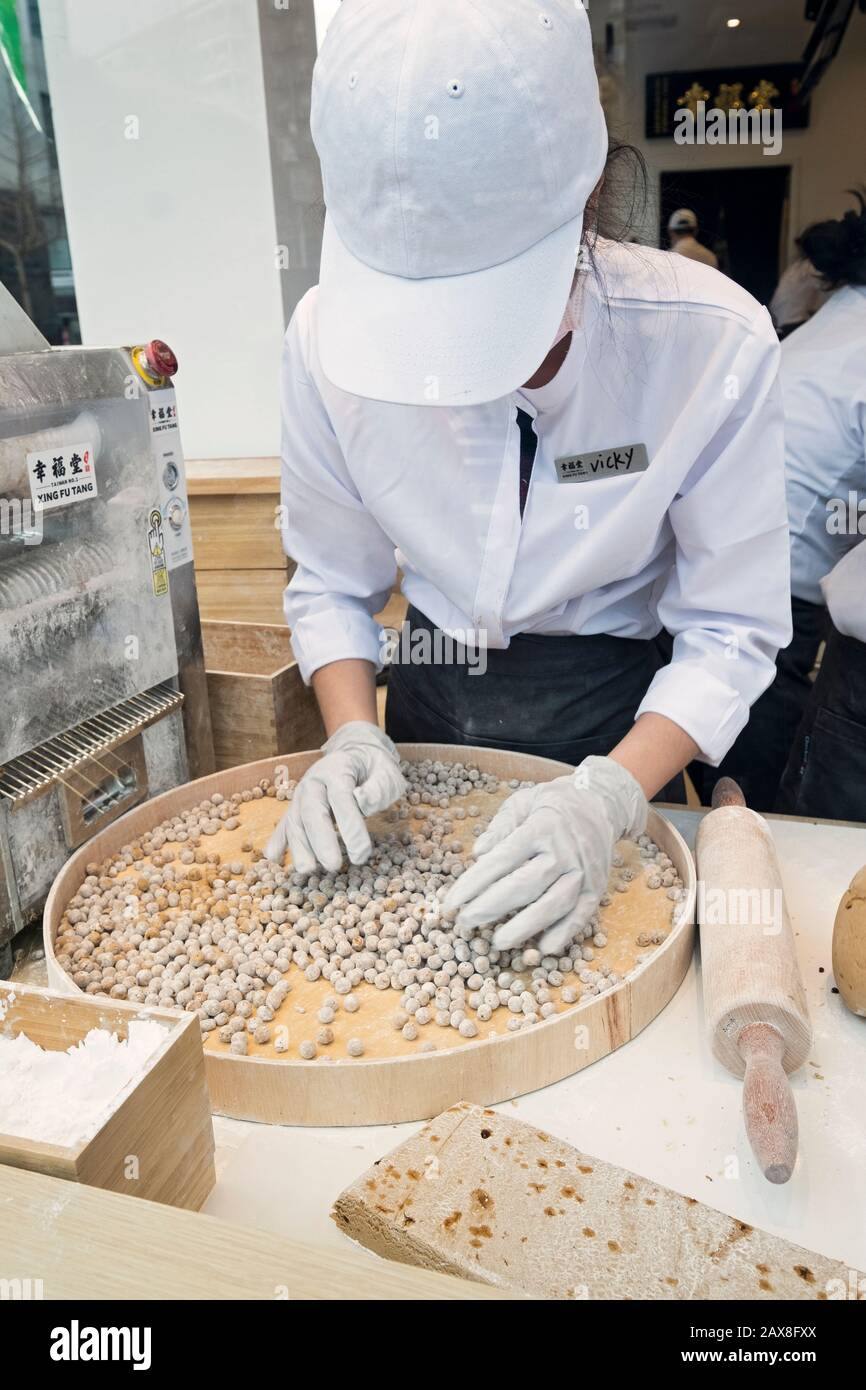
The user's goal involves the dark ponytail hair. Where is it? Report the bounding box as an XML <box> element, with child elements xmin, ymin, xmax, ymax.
<box><xmin>584</xmin><ymin>139</ymin><xmax>649</xmax><ymax>247</ymax></box>
<box><xmin>798</xmin><ymin>188</ymin><xmax>866</xmax><ymax>289</ymax></box>
<box><xmin>579</xmin><ymin>138</ymin><xmax>652</xmax><ymax>323</ymax></box>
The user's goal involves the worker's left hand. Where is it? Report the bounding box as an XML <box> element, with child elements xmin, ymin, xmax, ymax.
<box><xmin>442</xmin><ymin>756</ymin><xmax>647</xmax><ymax>955</ymax></box>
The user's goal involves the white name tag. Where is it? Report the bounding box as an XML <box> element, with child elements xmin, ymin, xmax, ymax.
<box><xmin>555</xmin><ymin>442</ymin><xmax>649</xmax><ymax>484</ymax></box>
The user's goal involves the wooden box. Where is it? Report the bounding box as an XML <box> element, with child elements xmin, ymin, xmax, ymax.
<box><xmin>202</xmin><ymin>620</ymin><xmax>325</xmax><ymax>771</ymax></box>
<box><xmin>187</xmin><ymin>458</ymin><xmax>295</xmax><ymax>626</ymax></box>
<box><xmin>0</xmin><ymin>982</ymin><xmax>215</xmax><ymax>1211</ymax></box>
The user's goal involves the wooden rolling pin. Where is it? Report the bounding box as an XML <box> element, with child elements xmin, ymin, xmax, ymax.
<box><xmin>695</xmin><ymin>779</ymin><xmax>812</xmax><ymax>1184</ymax></box>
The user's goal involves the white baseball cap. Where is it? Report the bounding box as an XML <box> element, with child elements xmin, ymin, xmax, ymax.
<box><xmin>310</xmin><ymin>0</ymin><xmax>608</xmax><ymax>407</ymax></box>
<box><xmin>668</xmin><ymin>208</ymin><xmax>699</xmax><ymax>232</ymax></box>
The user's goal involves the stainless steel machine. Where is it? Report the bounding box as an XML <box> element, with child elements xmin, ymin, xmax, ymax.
<box><xmin>0</xmin><ymin>284</ymin><xmax>214</xmax><ymax>974</ymax></box>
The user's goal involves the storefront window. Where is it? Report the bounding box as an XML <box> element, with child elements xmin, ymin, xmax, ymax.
<box><xmin>0</xmin><ymin>0</ymin><xmax>79</xmax><ymax>342</ymax></box>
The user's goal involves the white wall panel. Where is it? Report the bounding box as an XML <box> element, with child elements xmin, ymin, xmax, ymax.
<box><xmin>40</xmin><ymin>0</ymin><xmax>285</xmax><ymax>458</ymax></box>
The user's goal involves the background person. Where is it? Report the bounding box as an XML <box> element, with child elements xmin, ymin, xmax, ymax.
<box><xmin>688</xmin><ymin>189</ymin><xmax>866</xmax><ymax>811</ymax></box>
<box><xmin>777</xmin><ymin>539</ymin><xmax>866</xmax><ymax>820</ymax></box>
<box><xmin>770</xmin><ymin>255</ymin><xmax>830</xmax><ymax>340</ymax></box>
<box><xmin>667</xmin><ymin>208</ymin><xmax>719</xmax><ymax>269</ymax></box>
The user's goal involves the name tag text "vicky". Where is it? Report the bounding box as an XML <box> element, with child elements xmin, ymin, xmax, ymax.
<box><xmin>555</xmin><ymin>442</ymin><xmax>649</xmax><ymax>484</ymax></box>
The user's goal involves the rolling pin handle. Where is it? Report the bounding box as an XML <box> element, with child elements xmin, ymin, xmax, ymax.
<box><xmin>737</xmin><ymin>1022</ymin><xmax>798</xmax><ymax>1184</ymax></box>
<box><xmin>711</xmin><ymin>778</ymin><xmax>747</xmax><ymax>809</ymax></box>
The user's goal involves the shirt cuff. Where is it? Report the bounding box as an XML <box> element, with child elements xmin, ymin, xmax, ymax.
<box><xmin>635</xmin><ymin>662</ymin><xmax>750</xmax><ymax>767</ymax></box>
<box><xmin>287</xmin><ymin>605</ymin><xmax>384</xmax><ymax>685</ymax></box>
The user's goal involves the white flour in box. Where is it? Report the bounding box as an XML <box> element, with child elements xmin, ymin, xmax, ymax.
<box><xmin>0</xmin><ymin>996</ymin><xmax>166</xmax><ymax>1147</ymax></box>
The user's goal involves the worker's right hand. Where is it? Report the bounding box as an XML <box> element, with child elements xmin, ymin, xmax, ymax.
<box><xmin>263</xmin><ymin>721</ymin><xmax>406</xmax><ymax>875</ymax></box>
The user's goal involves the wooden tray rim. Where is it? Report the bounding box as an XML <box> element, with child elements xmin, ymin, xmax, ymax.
<box><xmin>43</xmin><ymin>746</ymin><xmax>696</xmax><ymax>1123</ymax></box>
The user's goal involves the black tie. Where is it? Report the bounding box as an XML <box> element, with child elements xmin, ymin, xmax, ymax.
<box><xmin>516</xmin><ymin>407</ymin><xmax>538</xmax><ymax>519</ymax></box>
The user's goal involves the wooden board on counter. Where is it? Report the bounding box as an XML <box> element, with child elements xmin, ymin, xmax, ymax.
<box><xmin>0</xmin><ymin>1163</ymin><xmax>514</xmax><ymax>1300</ymax></box>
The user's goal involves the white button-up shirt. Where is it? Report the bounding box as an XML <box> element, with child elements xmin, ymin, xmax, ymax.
<box><xmin>783</xmin><ymin>285</ymin><xmax>866</xmax><ymax>605</ymax></box>
<box><xmin>280</xmin><ymin>240</ymin><xmax>791</xmax><ymax>766</ymax></box>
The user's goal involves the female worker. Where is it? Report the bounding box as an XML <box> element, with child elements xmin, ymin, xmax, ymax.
<box><xmin>265</xmin><ymin>0</ymin><xmax>790</xmax><ymax>955</ymax></box>
<box><xmin>689</xmin><ymin>190</ymin><xmax>866</xmax><ymax>812</ymax></box>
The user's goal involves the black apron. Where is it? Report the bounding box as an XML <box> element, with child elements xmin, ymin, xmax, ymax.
<box><xmin>776</xmin><ymin>623</ymin><xmax>866</xmax><ymax>822</ymax></box>
<box><xmin>385</xmin><ymin>605</ymin><xmax>686</xmax><ymax>804</ymax></box>
<box><xmin>672</xmin><ymin>595</ymin><xmax>829</xmax><ymax>813</ymax></box>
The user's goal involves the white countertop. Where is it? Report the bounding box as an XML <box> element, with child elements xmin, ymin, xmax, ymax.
<box><xmin>204</xmin><ymin>810</ymin><xmax>866</xmax><ymax>1275</ymax></box>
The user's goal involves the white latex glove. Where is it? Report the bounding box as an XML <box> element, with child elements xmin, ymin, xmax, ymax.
<box><xmin>442</xmin><ymin>756</ymin><xmax>647</xmax><ymax>955</ymax></box>
<box><xmin>263</xmin><ymin>722</ymin><xmax>406</xmax><ymax>874</ymax></box>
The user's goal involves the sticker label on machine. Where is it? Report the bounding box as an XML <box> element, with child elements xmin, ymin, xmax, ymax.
<box><xmin>149</xmin><ymin>386</ymin><xmax>192</xmax><ymax>571</ymax></box>
<box><xmin>26</xmin><ymin>442</ymin><xmax>97</xmax><ymax>511</ymax></box>
<box><xmin>555</xmin><ymin>442</ymin><xmax>649</xmax><ymax>484</ymax></box>
<box><xmin>147</xmin><ymin>507</ymin><xmax>170</xmax><ymax>596</ymax></box>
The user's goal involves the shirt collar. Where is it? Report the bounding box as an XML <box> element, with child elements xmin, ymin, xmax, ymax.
<box><xmin>516</xmin><ymin>323</ymin><xmax>587</xmax><ymax>415</ymax></box>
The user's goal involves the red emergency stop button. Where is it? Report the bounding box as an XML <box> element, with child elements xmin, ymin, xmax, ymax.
<box><xmin>145</xmin><ymin>340</ymin><xmax>178</xmax><ymax>378</ymax></box>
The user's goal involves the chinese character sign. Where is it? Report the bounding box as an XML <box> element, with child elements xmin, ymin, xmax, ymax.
<box><xmin>26</xmin><ymin>443</ymin><xmax>98</xmax><ymax>512</ymax></box>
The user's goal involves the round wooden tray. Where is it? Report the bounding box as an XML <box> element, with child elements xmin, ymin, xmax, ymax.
<box><xmin>44</xmin><ymin>745</ymin><xmax>696</xmax><ymax>1126</ymax></box>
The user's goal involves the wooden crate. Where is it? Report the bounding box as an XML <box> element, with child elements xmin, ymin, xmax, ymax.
<box><xmin>202</xmin><ymin>620</ymin><xmax>325</xmax><ymax>771</ymax></box>
<box><xmin>0</xmin><ymin>982</ymin><xmax>215</xmax><ymax>1211</ymax></box>
<box><xmin>197</xmin><ymin>570</ymin><xmax>290</xmax><ymax>626</ymax></box>
<box><xmin>187</xmin><ymin>458</ymin><xmax>295</xmax><ymax>626</ymax></box>
<box><xmin>190</xmin><ymin>493</ymin><xmax>287</xmax><ymax>571</ymax></box>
